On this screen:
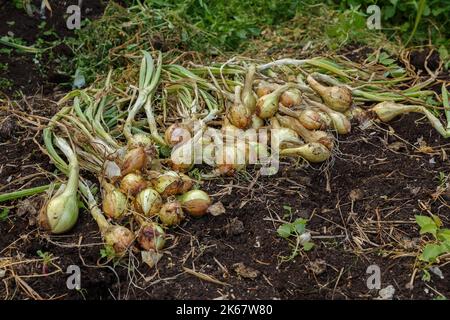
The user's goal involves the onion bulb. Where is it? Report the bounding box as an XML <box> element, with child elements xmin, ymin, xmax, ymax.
<box><xmin>307</xmin><ymin>74</ymin><xmax>352</xmax><ymax>112</ymax></box>
<box><xmin>179</xmin><ymin>173</ymin><xmax>194</xmax><ymax>194</ymax></box>
<box><xmin>216</xmin><ymin>144</ymin><xmax>246</xmax><ymax>175</ymax></box>
<box><xmin>102</xmin><ymin>182</ymin><xmax>128</xmax><ymax>220</ymax></box>
<box><xmin>280</xmin><ymin>142</ymin><xmax>331</xmax><ymax>163</ymax></box>
<box><xmin>152</xmin><ymin>171</ymin><xmax>181</xmax><ymax>197</ymax></box>
<box><xmin>179</xmin><ymin>190</ymin><xmax>211</xmax><ymax>217</ymax></box>
<box><xmin>121</xmin><ymin>146</ymin><xmax>147</xmax><ymax>176</ymax></box>
<box><xmin>39</xmin><ymin>137</ymin><xmax>79</xmax><ymax>234</ymax></box>
<box><xmin>164</xmin><ymin>123</ymin><xmax>192</xmax><ymax>147</ymax></box>
<box><xmin>370</xmin><ymin>102</ymin><xmax>421</xmax><ymax>122</ymax></box>
<box><xmin>227</xmin><ymin>85</ymin><xmax>252</xmax><ymax>129</ymax></box>
<box><xmin>276</xmin><ymin>114</ymin><xmax>334</xmax><ymax>150</ymax></box>
<box><xmin>255</xmin><ymin>81</ymin><xmax>279</xmax><ymax>97</ymax></box>
<box><xmin>280</xmin><ymin>89</ymin><xmax>302</xmax><ymax>108</ymax></box>
<box><xmin>129</xmin><ymin>133</ymin><xmax>153</xmax><ymax>148</ymax></box>
<box><xmin>241</xmin><ymin>65</ymin><xmax>257</xmax><ymax>113</ymax></box>
<box><xmin>103</xmin><ymin>225</ymin><xmax>135</xmax><ymax>255</ymax></box>
<box><xmin>306</xmin><ymin>98</ymin><xmax>351</xmax><ymax>134</ymax></box>
<box><xmin>256</xmin><ymin>84</ymin><xmax>292</xmax><ymax>119</ymax></box>
<box><xmin>159</xmin><ymin>200</ymin><xmax>184</xmax><ymax>226</ymax></box>
<box><xmin>298</xmin><ymin>109</ymin><xmax>325</xmax><ymax>130</ymax></box>
<box><xmin>137</xmin><ymin>221</ymin><xmax>165</xmax><ymax>251</ymax></box>
<box><xmin>120</xmin><ymin>173</ymin><xmax>147</xmax><ymax>196</ymax></box>
<box><xmin>135</xmin><ymin>187</ymin><xmax>162</xmax><ymax>217</ymax></box>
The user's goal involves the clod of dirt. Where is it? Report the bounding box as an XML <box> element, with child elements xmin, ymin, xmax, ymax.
<box><xmin>349</xmin><ymin>188</ymin><xmax>364</xmax><ymax>202</ymax></box>
<box><xmin>377</xmin><ymin>285</ymin><xmax>395</xmax><ymax>300</ymax></box>
<box><xmin>232</xmin><ymin>263</ymin><xmax>260</xmax><ymax>279</ymax></box>
<box><xmin>0</xmin><ymin>117</ymin><xmax>17</xmax><ymax>141</ymax></box>
<box><xmin>307</xmin><ymin>259</ymin><xmax>327</xmax><ymax>275</ymax></box>
<box><xmin>141</xmin><ymin>250</ymin><xmax>163</xmax><ymax>269</ymax></box>
<box><xmin>16</xmin><ymin>197</ymin><xmax>42</xmax><ymax>218</ymax></box>
<box><xmin>223</xmin><ymin>218</ymin><xmax>245</xmax><ymax>236</ymax></box>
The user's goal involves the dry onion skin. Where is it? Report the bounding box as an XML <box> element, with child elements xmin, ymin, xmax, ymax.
<box><xmin>135</xmin><ymin>187</ymin><xmax>162</xmax><ymax>217</ymax></box>
<box><xmin>280</xmin><ymin>142</ymin><xmax>331</xmax><ymax>163</ymax></box>
<box><xmin>152</xmin><ymin>171</ymin><xmax>182</xmax><ymax>197</ymax></box>
<box><xmin>102</xmin><ymin>182</ymin><xmax>128</xmax><ymax>220</ymax></box>
<box><xmin>137</xmin><ymin>222</ymin><xmax>166</xmax><ymax>251</ymax></box>
<box><xmin>120</xmin><ymin>173</ymin><xmax>147</xmax><ymax>196</ymax></box>
<box><xmin>159</xmin><ymin>200</ymin><xmax>185</xmax><ymax>226</ymax></box>
<box><xmin>121</xmin><ymin>146</ymin><xmax>147</xmax><ymax>176</ymax></box>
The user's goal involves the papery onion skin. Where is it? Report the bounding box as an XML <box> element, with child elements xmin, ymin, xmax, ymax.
<box><xmin>307</xmin><ymin>74</ymin><xmax>352</xmax><ymax>112</ymax></box>
<box><xmin>135</xmin><ymin>187</ymin><xmax>162</xmax><ymax>217</ymax></box>
<box><xmin>370</xmin><ymin>101</ymin><xmax>421</xmax><ymax>122</ymax></box>
<box><xmin>129</xmin><ymin>133</ymin><xmax>153</xmax><ymax>148</ymax></box>
<box><xmin>241</xmin><ymin>65</ymin><xmax>257</xmax><ymax>113</ymax></box>
<box><xmin>159</xmin><ymin>201</ymin><xmax>185</xmax><ymax>226</ymax></box>
<box><xmin>250</xmin><ymin>114</ymin><xmax>264</xmax><ymax>129</ymax></box>
<box><xmin>104</xmin><ymin>225</ymin><xmax>135</xmax><ymax>255</ymax></box>
<box><xmin>137</xmin><ymin>222</ymin><xmax>165</xmax><ymax>251</ymax></box>
<box><xmin>102</xmin><ymin>182</ymin><xmax>128</xmax><ymax>220</ymax></box>
<box><xmin>179</xmin><ymin>190</ymin><xmax>211</xmax><ymax>217</ymax></box>
<box><xmin>216</xmin><ymin>144</ymin><xmax>246</xmax><ymax>176</ymax></box>
<box><xmin>153</xmin><ymin>171</ymin><xmax>181</xmax><ymax>197</ymax></box>
<box><xmin>256</xmin><ymin>84</ymin><xmax>292</xmax><ymax>119</ymax></box>
<box><xmin>227</xmin><ymin>85</ymin><xmax>252</xmax><ymax>129</ymax></box>
<box><xmin>121</xmin><ymin>147</ymin><xmax>147</xmax><ymax>176</ymax></box>
<box><xmin>255</xmin><ymin>82</ymin><xmax>279</xmax><ymax>97</ymax></box>
<box><xmin>120</xmin><ymin>173</ymin><xmax>147</xmax><ymax>196</ymax></box>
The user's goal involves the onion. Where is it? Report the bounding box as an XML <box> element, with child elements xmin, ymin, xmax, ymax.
<box><xmin>276</xmin><ymin>114</ymin><xmax>334</xmax><ymax>150</ymax></box>
<box><xmin>102</xmin><ymin>182</ymin><xmax>128</xmax><ymax>220</ymax></box>
<box><xmin>280</xmin><ymin>89</ymin><xmax>302</xmax><ymax>108</ymax></box>
<box><xmin>135</xmin><ymin>187</ymin><xmax>162</xmax><ymax>217</ymax></box>
<box><xmin>129</xmin><ymin>133</ymin><xmax>153</xmax><ymax>148</ymax></box>
<box><xmin>227</xmin><ymin>85</ymin><xmax>252</xmax><ymax>129</ymax></box>
<box><xmin>121</xmin><ymin>146</ymin><xmax>147</xmax><ymax>176</ymax></box>
<box><xmin>178</xmin><ymin>173</ymin><xmax>194</xmax><ymax>194</ymax></box>
<box><xmin>137</xmin><ymin>222</ymin><xmax>165</xmax><ymax>251</ymax></box>
<box><xmin>120</xmin><ymin>173</ymin><xmax>147</xmax><ymax>196</ymax></box>
<box><xmin>169</xmin><ymin>140</ymin><xmax>194</xmax><ymax>172</ymax></box>
<box><xmin>298</xmin><ymin>109</ymin><xmax>324</xmax><ymax>130</ymax></box>
<box><xmin>216</xmin><ymin>144</ymin><xmax>246</xmax><ymax>175</ymax></box>
<box><xmin>152</xmin><ymin>171</ymin><xmax>181</xmax><ymax>197</ymax></box>
<box><xmin>271</xmin><ymin>127</ymin><xmax>303</xmax><ymax>149</ymax></box>
<box><xmin>370</xmin><ymin>101</ymin><xmax>421</xmax><ymax>122</ymax></box>
<box><xmin>280</xmin><ymin>142</ymin><xmax>331</xmax><ymax>163</ymax></box>
<box><xmin>306</xmin><ymin>98</ymin><xmax>351</xmax><ymax>134</ymax></box>
<box><xmin>241</xmin><ymin>65</ymin><xmax>257</xmax><ymax>113</ymax></box>
<box><xmin>104</xmin><ymin>225</ymin><xmax>135</xmax><ymax>255</ymax></box>
<box><xmin>256</xmin><ymin>84</ymin><xmax>292</xmax><ymax>119</ymax></box>
<box><xmin>39</xmin><ymin>137</ymin><xmax>79</xmax><ymax>234</ymax></box>
<box><xmin>179</xmin><ymin>190</ymin><xmax>211</xmax><ymax>217</ymax></box>
<box><xmin>307</xmin><ymin>74</ymin><xmax>352</xmax><ymax>112</ymax></box>
<box><xmin>164</xmin><ymin>123</ymin><xmax>192</xmax><ymax>147</ymax></box>
<box><xmin>255</xmin><ymin>81</ymin><xmax>279</xmax><ymax>97</ymax></box>
<box><xmin>159</xmin><ymin>200</ymin><xmax>184</xmax><ymax>226</ymax></box>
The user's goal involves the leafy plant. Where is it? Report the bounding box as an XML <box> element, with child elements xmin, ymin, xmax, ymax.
<box><xmin>415</xmin><ymin>215</ymin><xmax>450</xmax><ymax>263</ymax></box>
<box><xmin>0</xmin><ymin>208</ymin><xmax>9</xmax><ymax>221</ymax></box>
<box><xmin>277</xmin><ymin>218</ymin><xmax>314</xmax><ymax>262</ymax></box>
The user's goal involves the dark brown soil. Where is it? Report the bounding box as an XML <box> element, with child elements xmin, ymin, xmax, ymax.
<box><xmin>0</xmin><ymin>0</ymin><xmax>106</xmax><ymax>96</ymax></box>
<box><xmin>1</xmin><ymin>109</ymin><xmax>450</xmax><ymax>300</ymax></box>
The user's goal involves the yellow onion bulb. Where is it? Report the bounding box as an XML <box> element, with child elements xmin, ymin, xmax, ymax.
<box><xmin>307</xmin><ymin>74</ymin><xmax>352</xmax><ymax>112</ymax></box>
<box><xmin>280</xmin><ymin>142</ymin><xmax>331</xmax><ymax>163</ymax></box>
<box><xmin>120</xmin><ymin>173</ymin><xmax>147</xmax><ymax>196</ymax></box>
<box><xmin>256</xmin><ymin>84</ymin><xmax>291</xmax><ymax>119</ymax></box>
<box><xmin>298</xmin><ymin>109</ymin><xmax>324</xmax><ymax>130</ymax></box>
<box><xmin>241</xmin><ymin>65</ymin><xmax>257</xmax><ymax>113</ymax></box>
<box><xmin>227</xmin><ymin>85</ymin><xmax>252</xmax><ymax>129</ymax></box>
<box><xmin>370</xmin><ymin>102</ymin><xmax>421</xmax><ymax>122</ymax></box>
<box><xmin>164</xmin><ymin>123</ymin><xmax>192</xmax><ymax>147</ymax></box>
<box><xmin>216</xmin><ymin>144</ymin><xmax>246</xmax><ymax>176</ymax></box>
<box><xmin>135</xmin><ymin>187</ymin><xmax>162</xmax><ymax>217</ymax></box>
<box><xmin>280</xmin><ymin>89</ymin><xmax>302</xmax><ymax>108</ymax></box>
<box><xmin>179</xmin><ymin>190</ymin><xmax>211</xmax><ymax>218</ymax></box>
<box><xmin>137</xmin><ymin>222</ymin><xmax>165</xmax><ymax>251</ymax></box>
<box><xmin>153</xmin><ymin>171</ymin><xmax>181</xmax><ymax>197</ymax></box>
<box><xmin>104</xmin><ymin>225</ymin><xmax>135</xmax><ymax>255</ymax></box>
<box><xmin>255</xmin><ymin>82</ymin><xmax>279</xmax><ymax>97</ymax></box>
<box><xmin>129</xmin><ymin>133</ymin><xmax>153</xmax><ymax>148</ymax></box>
<box><xmin>159</xmin><ymin>201</ymin><xmax>184</xmax><ymax>226</ymax></box>
<box><xmin>250</xmin><ymin>114</ymin><xmax>264</xmax><ymax>129</ymax></box>
<box><xmin>121</xmin><ymin>147</ymin><xmax>147</xmax><ymax>176</ymax></box>
<box><xmin>102</xmin><ymin>182</ymin><xmax>128</xmax><ymax>220</ymax></box>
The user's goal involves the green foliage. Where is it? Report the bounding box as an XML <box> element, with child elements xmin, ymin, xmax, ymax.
<box><xmin>277</xmin><ymin>218</ymin><xmax>314</xmax><ymax>262</ymax></box>
<box><xmin>415</xmin><ymin>215</ymin><xmax>450</xmax><ymax>263</ymax></box>
<box><xmin>334</xmin><ymin>0</ymin><xmax>450</xmax><ymax>49</ymax></box>
<box><xmin>0</xmin><ymin>208</ymin><xmax>9</xmax><ymax>221</ymax></box>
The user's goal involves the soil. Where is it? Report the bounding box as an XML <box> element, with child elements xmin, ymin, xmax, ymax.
<box><xmin>0</xmin><ymin>2</ymin><xmax>449</xmax><ymax>301</ymax></box>
<box><xmin>0</xmin><ymin>0</ymin><xmax>106</xmax><ymax>96</ymax></box>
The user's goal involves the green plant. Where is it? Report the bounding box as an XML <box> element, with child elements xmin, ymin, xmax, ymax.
<box><xmin>0</xmin><ymin>208</ymin><xmax>9</xmax><ymax>221</ymax></box>
<box><xmin>415</xmin><ymin>215</ymin><xmax>450</xmax><ymax>263</ymax></box>
<box><xmin>277</xmin><ymin>218</ymin><xmax>314</xmax><ymax>262</ymax></box>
